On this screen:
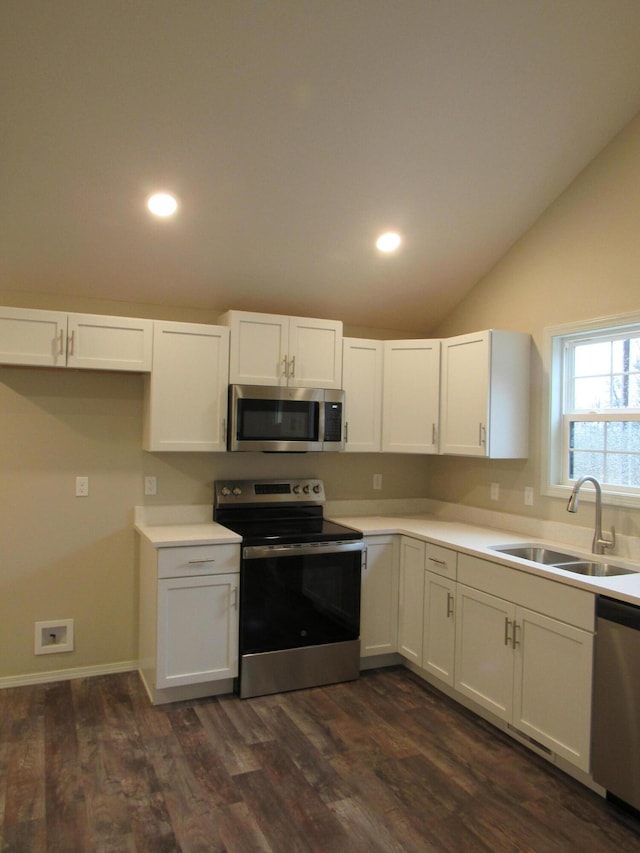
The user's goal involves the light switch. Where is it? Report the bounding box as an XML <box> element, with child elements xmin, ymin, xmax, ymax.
<box><xmin>75</xmin><ymin>476</ymin><xmax>89</xmax><ymax>497</ymax></box>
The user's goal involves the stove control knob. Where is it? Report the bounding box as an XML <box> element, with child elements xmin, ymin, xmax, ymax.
<box><xmin>303</xmin><ymin>484</ymin><xmax>311</xmax><ymax>494</ymax></box>
<box><xmin>232</xmin><ymin>487</ymin><xmax>242</xmax><ymax>496</ymax></box>
<box><xmin>220</xmin><ymin>486</ymin><xmax>231</xmax><ymax>496</ymax></box>
<box><xmin>292</xmin><ymin>484</ymin><xmax>301</xmax><ymax>494</ymax></box>
<box><xmin>313</xmin><ymin>484</ymin><xmax>321</xmax><ymax>493</ymax></box>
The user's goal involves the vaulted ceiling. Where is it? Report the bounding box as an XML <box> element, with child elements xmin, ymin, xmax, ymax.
<box><xmin>3</xmin><ymin>1</ymin><xmax>640</xmax><ymax>332</ymax></box>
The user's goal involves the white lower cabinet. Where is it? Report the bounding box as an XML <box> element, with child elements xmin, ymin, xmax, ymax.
<box><xmin>422</xmin><ymin>571</ymin><xmax>456</xmax><ymax>687</ymax></box>
<box><xmin>138</xmin><ymin>538</ymin><xmax>240</xmax><ymax>703</ymax></box>
<box><xmin>454</xmin><ymin>555</ymin><xmax>594</xmax><ymax>772</ymax></box>
<box><xmin>157</xmin><ymin>572</ymin><xmax>239</xmax><ymax>688</ymax></box>
<box><xmin>455</xmin><ymin>584</ymin><xmax>515</xmax><ymax>718</ymax></box>
<box><xmin>398</xmin><ymin>537</ymin><xmax>426</xmax><ymax>665</ymax></box>
<box><xmin>361</xmin><ymin>535</ymin><xmax>399</xmax><ymax>657</ymax></box>
<box><xmin>512</xmin><ymin>606</ymin><xmax>593</xmax><ymax>771</ymax></box>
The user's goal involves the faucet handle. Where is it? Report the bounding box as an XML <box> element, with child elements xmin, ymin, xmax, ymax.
<box><xmin>599</xmin><ymin>525</ymin><xmax>616</xmax><ymax>552</ymax></box>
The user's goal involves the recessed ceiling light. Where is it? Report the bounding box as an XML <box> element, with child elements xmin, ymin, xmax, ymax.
<box><xmin>147</xmin><ymin>192</ymin><xmax>178</xmax><ymax>218</ymax></box>
<box><xmin>376</xmin><ymin>231</ymin><xmax>402</xmax><ymax>253</ymax></box>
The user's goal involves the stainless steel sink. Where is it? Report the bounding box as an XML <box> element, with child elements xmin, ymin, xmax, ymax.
<box><xmin>553</xmin><ymin>561</ymin><xmax>637</xmax><ymax>577</ymax></box>
<box><xmin>491</xmin><ymin>543</ymin><xmax>638</xmax><ymax>576</ymax></box>
<box><xmin>492</xmin><ymin>544</ymin><xmax>578</xmax><ymax>564</ymax></box>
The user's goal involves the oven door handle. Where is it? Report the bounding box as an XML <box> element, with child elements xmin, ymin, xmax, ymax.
<box><xmin>243</xmin><ymin>540</ymin><xmax>365</xmax><ymax>560</ymax></box>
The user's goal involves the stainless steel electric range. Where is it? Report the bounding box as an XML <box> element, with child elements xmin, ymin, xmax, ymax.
<box><xmin>214</xmin><ymin>478</ymin><xmax>364</xmax><ymax>699</ymax></box>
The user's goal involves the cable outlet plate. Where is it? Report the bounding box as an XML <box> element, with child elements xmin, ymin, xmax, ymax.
<box><xmin>35</xmin><ymin>619</ymin><xmax>74</xmax><ymax>654</ymax></box>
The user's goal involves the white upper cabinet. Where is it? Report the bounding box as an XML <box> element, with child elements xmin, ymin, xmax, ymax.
<box><xmin>439</xmin><ymin>329</ymin><xmax>530</xmax><ymax>458</ymax></box>
<box><xmin>0</xmin><ymin>307</ymin><xmax>153</xmax><ymax>371</ymax></box>
<box><xmin>382</xmin><ymin>339</ymin><xmax>440</xmax><ymax>454</ymax></box>
<box><xmin>143</xmin><ymin>320</ymin><xmax>229</xmax><ymax>452</ymax></box>
<box><xmin>342</xmin><ymin>338</ymin><xmax>383</xmax><ymax>452</ymax></box>
<box><xmin>222</xmin><ymin>310</ymin><xmax>343</xmax><ymax>388</ymax></box>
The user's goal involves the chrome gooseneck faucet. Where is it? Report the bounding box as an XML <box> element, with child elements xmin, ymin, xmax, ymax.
<box><xmin>566</xmin><ymin>475</ymin><xmax>616</xmax><ymax>555</ymax></box>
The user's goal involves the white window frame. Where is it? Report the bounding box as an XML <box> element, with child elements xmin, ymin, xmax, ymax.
<box><xmin>542</xmin><ymin>310</ymin><xmax>640</xmax><ymax>509</ymax></box>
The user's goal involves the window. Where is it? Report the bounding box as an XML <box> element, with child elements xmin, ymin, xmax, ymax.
<box><xmin>544</xmin><ymin>312</ymin><xmax>640</xmax><ymax>506</ymax></box>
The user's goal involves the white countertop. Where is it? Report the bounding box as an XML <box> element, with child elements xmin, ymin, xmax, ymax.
<box><xmin>135</xmin><ymin>521</ymin><xmax>241</xmax><ymax>548</ymax></box>
<box><xmin>133</xmin><ymin>503</ymin><xmax>640</xmax><ymax>606</ymax></box>
<box><xmin>330</xmin><ymin>514</ymin><xmax>640</xmax><ymax>606</ymax></box>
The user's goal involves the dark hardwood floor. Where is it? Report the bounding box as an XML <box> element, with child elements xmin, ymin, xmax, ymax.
<box><xmin>1</xmin><ymin>666</ymin><xmax>639</xmax><ymax>852</ymax></box>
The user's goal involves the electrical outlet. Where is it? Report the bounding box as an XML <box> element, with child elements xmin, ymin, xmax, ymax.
<box><xmin>34</xmin><ymin>619</ymin><xmax>74</xmax><ymax>655</ymax></box>
<box><xmin>490</xmin><ymin>482</ymin><xmax>500</xmax><ymax>501</ymax></box>
<box><xmin>373</xmin><ymin>474</ymin><xmax>382</xmax><ymax>490</ymax></box>
<box><xmin>75</xmin><ymin>476</ymin><xmax>89</xmax><ymax>497</ymax></box>
<box><xmin>524</xmin><ymin>486</ymin><xmax>534</xmax><ymax>506</ymax></box>
<box><xmin>144</xmin><ymin>476</ymin><xmax>157</xmax><ymax>496</ymax></box>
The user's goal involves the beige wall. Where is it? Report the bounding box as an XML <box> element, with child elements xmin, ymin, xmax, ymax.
<box><xmin>430</xmin><ymin>111</ymin><xmax>640</xmax><ymax>540</ymax></box>
<box><xmin>0</xmin><ymin>343</ymin><xmax>429</xmax><ymax>679</ymax></box>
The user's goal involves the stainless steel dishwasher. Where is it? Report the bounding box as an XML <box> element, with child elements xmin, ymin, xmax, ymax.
<box><xmin>592</xmin><ymin>595</ymin><xmax>640</xmax><ymax>813</ymax></box>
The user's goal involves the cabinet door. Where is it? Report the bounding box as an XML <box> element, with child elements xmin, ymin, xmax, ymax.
<box><xmin>342</xmin><ymin>338</ymin><xmax>383</xmax><ymax>452</ymax></box>
<box><xmin>226</xmin><ymin>311</ymin><xmax>288</xmax><ymax>385</ymax></box>
<box><xmin>398</xmin><ymin>537</ymin><xmax>425</xmax><ymax>665</ymax></box>
<box><xmin>157</xmin><ymin>572</ymin><xmax>239</xmax><ymax>688</ymax></box>
<box><xmin>513</xmin><ymin>607</ymin><xmax>593</xmax><ymax>772</ymax></box>
<box><xmin>440</xmin><ymin>331</ymin><xmax>490</xmax><ymax>456</ymax></box>
<box><xmin>144</xmin><ymin>321</ymin><xmax>229</xmax><ymax>451</ymax></box>
<box><xmin>361</xmin><ymin>535</ymin><xmax>399</xmax><ymax>657</ymax></box>
<box><xmin>67</xmin><ymin>313</ymin><xmax>153</xmax><ymax>372</ymax></box>
<box><xmin>0</xmin><ymin>307</ymin><xmax>67</xmax><ymax>366</ymax></box>
<box><xmin>455</xmin><ymin>584</ymin><xmax>514</xmax><ymax>721</ymax></box>
<box><xmin>288</xmin><ymin>317</ymin><xmax>343</xmax><ymax>388</ymax></box>
<box><xmin>382</xmin><ymin>340</ymin><xmax>440</xmax><ymax>453</ymax></box>
<box><xmin>423</xmin><ymin>571</ymin><xmax>456</xmax><ymax>686</ymax></box>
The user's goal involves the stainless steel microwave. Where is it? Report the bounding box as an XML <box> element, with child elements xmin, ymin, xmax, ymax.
<box><xmin>228</xmin><ymin>384</ymin><xmax>345</xmax><ymax>452</ymax></box>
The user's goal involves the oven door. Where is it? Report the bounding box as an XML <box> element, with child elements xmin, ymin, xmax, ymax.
<box><xmin>240</xmin><ymin>540</ymin><xmax>363</xmax><ymax>655</ymax></box>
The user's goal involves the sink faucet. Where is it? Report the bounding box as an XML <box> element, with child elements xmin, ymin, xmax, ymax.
<box><xmin>566</xmin><ymin>475</ymin><xmax>616</xmax><ymax>555</ymax></box>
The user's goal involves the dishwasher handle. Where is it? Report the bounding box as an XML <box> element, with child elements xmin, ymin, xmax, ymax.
<box><xmin>597</xmin><ymin>595</ymin><xmax>640</xmax><ymax>629</ymax></box>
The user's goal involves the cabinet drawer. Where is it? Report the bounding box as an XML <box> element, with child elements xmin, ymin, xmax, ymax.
<box><xmin>425</xmin><ymin>544</ymin><xmax>457</xmax><ymax>578</ymax></box>
<box><xmin>158</xmin><ymin>543</ymin><xmax>240</xmax><ymax>578</ymax></box>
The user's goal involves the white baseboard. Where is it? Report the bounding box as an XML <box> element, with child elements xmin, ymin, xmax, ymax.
<box><xmin>0</xmin><ymin>660</ymin><xmax>138</xmax><ymax>690</ymax></box>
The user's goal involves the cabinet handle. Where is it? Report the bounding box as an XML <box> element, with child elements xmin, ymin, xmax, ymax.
<box><xmin>282</xmin><ymin>355</ymin><xmax>288</xmax><ymax>378</ymax></box>
<box><xmin>232</xmin><ymin>585</ymin><xmax>238</xmax><ymax>610</ymax></box>
<box><xmin>68</xmin><ymin>330</ymin><xmax>75</xmax><ymax>356</ymax></box>
<box><xmin>344</xmin><ymin>421</ymin><xmax>349</xmax><ymax>443</ymax></box>
<box><xmin>187</xmin><ymin>559</ymin><xmax>215</xmax><ymax>565</ymax></box>
<box><xmin>446</xmin><ymin>592</ymin><xmax>454</xmax><ymax>618</ymax></box>
<box><xmin>289</xmin><ymin>355</ymin><xmax>295</xmax><ymax>378</ymax></box>
<box><xmin>512</xmin><ymin>621</ymin><xmax>521</xmax><ymax>649</ymax></box>
<box><xmin>432</xmin><ymin>423</ymin><xmax>437</xmax><ymax>446</ymax></box>
<box><xmin>429</xmin><ymin>557</ymin><xmax>447</xmax><ymax>567</ymax></box>
<box><xmin>504</xmin><ymin>617</ymin><xmax>513</xmax><ymax>646</ymax></box>
<box><xmin>58</xmin><ymin>329</ymin><xmax>65</xmax><ymax>356</ymax></box>
<box><xmin>479</xmin><ymin>422</ymin><xmax>486</xmax><ymax>447</ymax></box>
